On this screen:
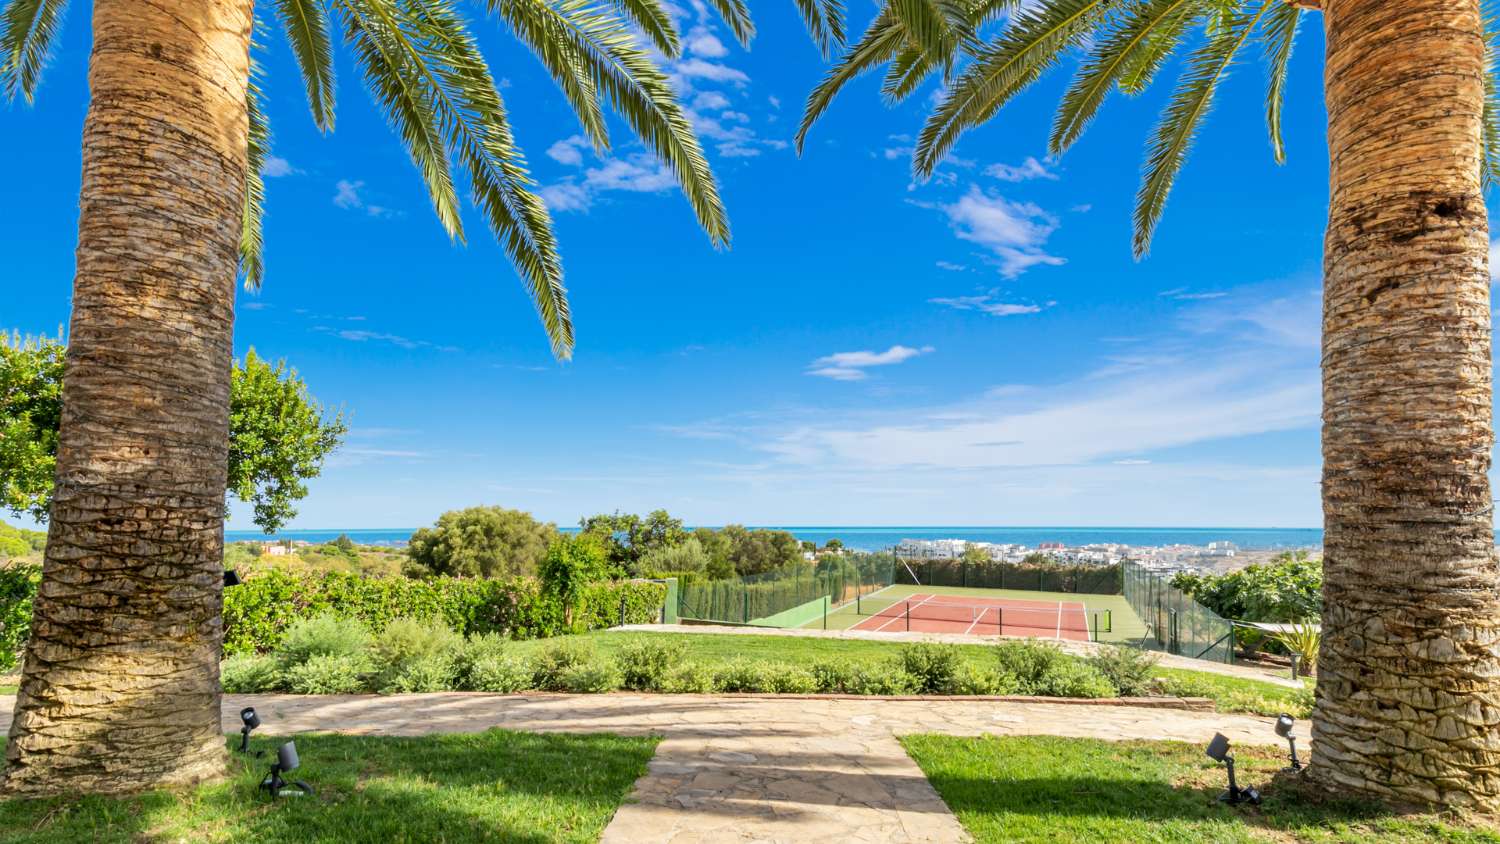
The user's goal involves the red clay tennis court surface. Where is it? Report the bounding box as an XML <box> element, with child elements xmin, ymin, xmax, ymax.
<box><xmin>850</xmin><ymin>593</ymin><xmax>1092</xmax><ymax>641</ymax></box>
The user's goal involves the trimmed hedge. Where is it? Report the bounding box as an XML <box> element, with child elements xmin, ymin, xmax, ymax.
<box><xmin>897</xmin><ymin>559</ymin><xmax>1121</xmax><ymax>595</ymax></box>
<box><xmin>224</xmin><ymin>570</ymin><xmax>667</xmax><ymax>655</ymax></box>
<box><xmin>0</xmin><ymin>564</ymin><xmax>665</xmax><ymax>667</ymax></box>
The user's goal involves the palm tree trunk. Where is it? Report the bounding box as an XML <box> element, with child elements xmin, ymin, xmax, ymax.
<box><xmin>1313</xmin><ymin>0</ymin><xmax>1500</xmax><ymax>810</ymax></box>
<box><xmin>2</xmin><ymin>0</ymin><xmax>254</xmax><ymax>795</ymax></box>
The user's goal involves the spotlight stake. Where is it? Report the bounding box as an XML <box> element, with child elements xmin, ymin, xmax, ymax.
<box><xmin>1205</xmin><ymin>733</ymin><xmax>1260</xmax><ymax>805</ymax></box>
<box><xmin>1275</xmin><ymin>713</ymin><xmax>1303</xmax><ymax>772</ymax></box>
<box><xmin>237</xmin><ymin>706</ymin><xmax>260</xmax><ymax>754</ymax></box>
<box><xmin>260</xmin><ymin>740</ymin><xmax>314</xmax><ymax>799</ymax></box>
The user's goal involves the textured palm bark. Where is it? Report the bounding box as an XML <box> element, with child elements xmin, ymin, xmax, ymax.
<box><xmin>1313</xmin><ymin>0</ymin><xmax>1500</xmax><ymax>810</ymax></box>
<box><xmin>1</xmin><ymin>0</ymin><xmax>254</xmax><ymax>794</ymax></box>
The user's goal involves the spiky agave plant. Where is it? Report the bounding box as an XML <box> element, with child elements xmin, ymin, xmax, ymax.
<box><xmin>0</xmin><ymin>0</ymin><xmax>847</xmax><ymax>358</ymax></box>
<box><xmin>796</xmin><ymin>0</ymin><xmax>1500</xmax><ymax>255</ymax></box>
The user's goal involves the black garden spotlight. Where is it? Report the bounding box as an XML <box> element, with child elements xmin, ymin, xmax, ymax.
<box><xmin>1274</xmin><ymin>713</ymin><xmax>1303</xmax><ymax>771</ymax></box>
<box><xmin>223</xmin><ymin>569</ymin><xmax>241</xmax><ymax>588</ymax></box>
<box><xmin>259</xmin><ymin>740</ymin><xmax>314</xmax><ymax>799</ymax></box>
<box><xmin>237</xmin><ymin>706</ymin><xmax>260</xmax><ymax>754</ymax></box>
<box><xmin>1205</xmin><ymin>732</ymin><xmax>1260</xmax><ymax>805</ymax></box>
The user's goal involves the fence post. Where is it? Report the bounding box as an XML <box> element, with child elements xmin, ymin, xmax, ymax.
<box><xmin>619</xmin><ymin>595</ymin><xmax>627</xmax><ymax>627</ymax></box>
<box><xmin>743</xmin><ymin>588</ymin><xmax>749</xmax><ymax>624</ymax></box>
<box><xmin>905</xmin><ymin>600</ymin><xmax>911</xmax><ymax>631</ymax></box>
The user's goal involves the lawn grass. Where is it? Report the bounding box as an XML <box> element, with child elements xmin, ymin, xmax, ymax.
<box><xmin>0</xmin><ymin>729</ymin><xmax>657</xmax><ymax>843</ymax></box>
<box><xmin>901</xmin><ymin>734</ymin><xmax>1500</xmax><ymax>844</ymax></box>
<box><xmin>514</xmin><ymin>630</ymin><xmax>1310</xmax><ymax>715</ymax></box>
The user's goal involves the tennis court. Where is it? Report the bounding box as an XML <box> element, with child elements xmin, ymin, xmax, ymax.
<box><xmin>806</xmin><ymin>583</ymin><xmax>1143</xmax><ymax>642</ymax></box>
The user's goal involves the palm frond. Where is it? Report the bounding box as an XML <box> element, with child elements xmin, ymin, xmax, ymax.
<box><xmin>1133</xmin><ymin>0</ymin><xmax>1267</xmax><ymax>257</ymax></box>
<box><xmin>882</xmin><ymin>44</ymin><xmax>941</xmax><ymax>102</ymax></box>
<box><xmin>1114</xmin><ymin>0</ymin><xmax>1200</xmax><ymax>94</ymax></box>
<box><xmin>489</xmin><ymin>0</ymin><xmax>609</xmax><ymax>151</ymax></box>
<box><xmin>915</xmin><ymin>0</ymin><xmax>1108</xmax><ymax>178</ymax></box>
<box><xmin>889</xmin><ymin>0</ymin><xmax>958</xmax><ymax>64</ymax></box>
<box><xmin>795</xmin><ymin>11</ymin><xmax>904</xmax><ymax>151</ymax></box>
<box><xmin>1261</xmin><ymin>0</ymin><xmax>1299</xmax><ymax>164</ymax></box>
<box><xmin>240</xmin><ymin>67</ymin><xmax>269</xmax><ymax>291</ymax></box>
<box><xmin>0</xmin><ymin>0</ymin><xmax>67</xmax><ymax>103</ymax></box>
<box><xmin>606</xmin><ymin>0</ymin><xmax>679</xmax><ymax>56</ymax></box>
<box><xmin>705</xmin><ymin>0</ymin><xmax>754</xmax><ymax>47</ymax></box>
<box><xmin>489</xmin><ymin>0</ymin><xmax>728</xmax><ymax>246</ymax></box>
<box><xmin>1050</xmin><ymin>0</ymin><xmax>1202</xmax><ymax>156</ymax></box>
<box><xmin>343</xmin><ymin>0</ymin><xmax>573</xmax><ymax>356</ymax></box>
<box><xmin>793</xmin><ymin>0</ymin><xmax>846</xmax><ymax>56</ymax></box>
<box><xmin>274</xmin><ymin>0</ymin><xmax>338</xmax><ymax>130</ymax></box>
<box><xmin>336</xmin><ymin>0</ymin><xmax>465</xmax><ymax>240</ymax></box>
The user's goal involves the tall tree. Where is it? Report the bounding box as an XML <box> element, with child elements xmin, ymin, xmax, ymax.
<box><xmin>1</xmin><ymin>336</ymin><xmax>346</xmax><ymax>533</ymax></box>
<box><xmin>799</xmin><ymin>0</ymin><xmax>1500</xmax><ymax>810</ymax></box>
<box><xmin>0</xmin><ymin>0</ymin><xmax>844</xmax><ymax>795</ymax></box>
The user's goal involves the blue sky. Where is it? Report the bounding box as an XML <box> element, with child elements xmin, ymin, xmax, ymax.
<box><xmin>5</xmin><ymin>3</ymin><xmax>1342</xmax><ymax>530</ymax></box>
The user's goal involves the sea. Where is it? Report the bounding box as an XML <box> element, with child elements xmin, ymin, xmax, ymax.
<box><xmin>224</xmin><ymin>526</ymin><xmax>1323</xmax><ymax>552</ymax></box>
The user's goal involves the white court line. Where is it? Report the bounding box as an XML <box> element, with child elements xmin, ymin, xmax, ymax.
<box><xmin>1056</xmin><ymin>601</ymin><xmax>1063</xmax><ymax>639</ymax></box>
<box><xmin>874</xmin><ymin>593</ymin><xmax>938</xmax><ymax>633</ymax></box>
<box><xmin>962</xmin><ymin>607</ymin><xmax>984</xmax><ymax>635</ymax></box>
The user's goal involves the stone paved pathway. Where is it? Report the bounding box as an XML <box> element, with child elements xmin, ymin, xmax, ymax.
<box><xmin>0</xmin><ymin>692</ymin><xmax>1290</xmax><ymax>844</ymax></box>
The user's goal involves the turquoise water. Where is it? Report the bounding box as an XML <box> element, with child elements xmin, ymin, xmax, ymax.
<box><xmin>226</xmin><ymin>525</ymin><xmax>1322</xmax><ymax>552</ymax></box>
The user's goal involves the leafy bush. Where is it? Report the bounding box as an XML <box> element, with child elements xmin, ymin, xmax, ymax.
<box><xmin>766</xmin><ymin>663</ymin><xmax>819</xmax><ymax>694</ymax></box>
<box><xmin>900</xmin><ymin>643</ymin><xmax>963</xmax><ymax>694</ymax></box>
<box><xmin>456</xmin><ymin>632</ymin><xmax>510</xmax><ymax>682</ymax></box>
<box><xmin>811</xmin><ymin>660</ymin><xmax>857</xmax><ymax>693</ymax></box>
<box><xmin>283</xmin><ymin>653</ymin><xmax>369</xmax><ymax>694</ymax></box>
<box><xmin>845</xmin><ymin>662</ymin><xmax>919</xmax><ymax>695</ymax></box>
<box><xmin>662</xmin><ymin>662</ymin><xmax>716</xmax><ymax>693</ymax></box>
<box><xmin>558</xmin><ymin>661</ymin><xmax>622</xmax><ymax>693</ymax></box>
<box><xmin>275</xmin><ymin>613</ymin><xmax>371</xmax><ymax>670</ymax></box>
<box><xmin>0</xmin><ymin>563</ymin><xmax>40</xmax><ymax>671</ymax></box>
<box><xmin>714</xmin><ymin>660</ymin><xmax>775</xmax><ymax>692</ymax></box>
<box><xmin>533</xmin><ymin>639</ymin><xmax>599</xmax><ymax>691</ymax></box>
<box><xmin>370</xmin><ymin>617</ymin><xmax>463</xmax><ymax>693</ymax></box>
<box><xmin>1171</xmin><ymin>551</ymin><xmax>1321</xmax><ymax>654</ymax></box>
<box><xmin>469</xmin><ymin>654</ymin><xmax>534</xmax><ymax>693</ymax></box>
<box><xmin>994</xmin><ymin>639</ymin><xmax>1113</xmax><ymax>698</ymax></box>
<box><xmin>221</xmin><ymin>568</ymin><xmax>666</xmax><ymax>655</ymax></box>
<box><xmin>637</xmin><ymin>537</ymin><xmax>710</xmax><ymax>576</ymax></box>
<box><xmin>1087</xmin><ymin>644</ymin><xmax>1160</xmax><ymax>696</ymax></box>
<box><xmin>404</xmin><ymin>505</ymin><xmax>558</xmax><ymax>579</ymax></box>
<box><xmin>617</xmin><ymin>638</ymin><xmax>685</xmax><ymax>692</ymax></box>
<box><xmin>220</xmin><ymin>653</ymin><xmax>281</xmax><ymax>693</ymax></box>
<box><xmin>948</xmin><ymin>663</ymin><xmax>1017</xmax><ymax>695</ymax></box>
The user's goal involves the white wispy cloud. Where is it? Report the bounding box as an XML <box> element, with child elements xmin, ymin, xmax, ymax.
<box><xmin>985</xmin><ymin>156</ymin><xmax>1057</xmax><ymax>182</ymax></box>
<box><xmin>936</xmin><ymin>261</ymin><xmax>967</xmax><ymax>271</ymax></box>
<box><xmin>546</xmin><ymin>135</ymin><xmax>589</xmax><ymax>166</ymax></box>
<box><xmin>930</xmin><ymin>294</ymin><xmax>1051</xmax><ymax>316</ymax></box>
<box><xmin>332</xmin><ymin>179</ymin><xmax>394</xmax><ymax>217</ymax></box>
<box><xmin>1160</xmin><ymin>287</ymin><xmax>1228</xmax><ymax>301</ymax></box>
<box><xmin>807</xmin><ymin>345</ymin><xmax>934</xmax><ymax>381</ymax></box>
<box><xmin>929</xmin><ymin>186</ymin><xmax>1064</xmax><ymax>278</ymax></box>
<box><xmin>262</xmin><ymin>156</ymin><xmax>300</xmax><ymax>178</ymax></box>
<box><xmin>316</xmin><ymin>326</ymin><xmax>458</xmax><ymax>353</ymax></box>
<box><xmin>685</xmin><ymin>26</ymin><xmax>727</xmax><ymax>57</ymax></box>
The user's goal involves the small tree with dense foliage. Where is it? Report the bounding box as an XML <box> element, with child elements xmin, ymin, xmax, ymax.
<box><xmin>539</xmin><ymin>535</ymin><xmax>611</xmax><ymax>629</ymax></box>
<box><xmin>579</xmin><ymin>509</ymin><xmax>688</xmax><ymax>574</ymax></box>
<box><xmin>405</xmin><ymin>506</ymin><xmax>558</xmax><ymax>579</ymax></box>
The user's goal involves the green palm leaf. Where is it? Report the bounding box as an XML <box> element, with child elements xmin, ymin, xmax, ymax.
<box><xmin>915</xmin><ymin>0</ymin><xmax>1107</xmax><ymax>178</ymax></box>
<box><xmin>274</xmin><ymin>0</ymin><xmax>339</xmax><ymax>130</ymax></box>
<box><xmin>794</xmin><ymin>0</ymin><xmax>847</xmax><ymax>56</ymax></box>
<box><xmin>0</xmin><ymin>0</ymin><xmax>67</xmax><ymax>102</ymax></box>
<box><xmin>488</xmin><ymin>0</ymin><xmax>728</xmax><ymax>246</ymax></box>
<box><xmin>705</xmin><ymin>0</ymin><xmax>754</xmax><ymax>47</ymax></box>
<box><xmin>889</xmin><ymin>0</ymin><xmax>958</xmax><ymax>64</ymax></box>
<box><xmin>607</xmin><ymin>0</ymin><xmax>679</xmax><ymax>56</ymax></box>
<box><xmin>1050</xmin><ymin>0</ymin><xmax>1204</xmax><ymax>156</ymax></box>
<box><xmin>240</xmin><ymin>68</ymin><xmax>269</xmax><ymax>291</ymax></box>
<box><xmin>1261</xmin><ymin>0</ymin><xmax>1299</xmax><ymax>164</ymax></box>
<box><xmin>796</xmin><ymin>11</ymin><xmax>905</xmax><ymax>151</ymax></box>
<box><xmin>1133</xmin><ymin>0</ymin><xmax>1268</xmax><ymax>257</ymax></box>
<box><xmin>490</xmin><ymin>0</ymin><xmax>609</xmax><ymax>151</ymax></box>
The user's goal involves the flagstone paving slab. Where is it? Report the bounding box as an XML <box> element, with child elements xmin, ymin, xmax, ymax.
<box><xmin>0</xmin><ymin>692</ymin><xmax>1286</xmax><ymax>843</ymax></box>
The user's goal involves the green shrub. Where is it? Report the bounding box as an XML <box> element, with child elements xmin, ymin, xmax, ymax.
<box><xmin>811</xmin><ymin>660</ymin><xmax>857</xmax><ymax>693</ymax></box>
<box><xmin>993</xmin><ymin>639</ymin><xmax>1065</xmax><ymax>691</ymax></box>
<box><xmin>466</xmin><ymin>653</ymin><xmax>535</xmax><ymax>693</ymax></box>
<box><xmin>220</xmin><ymin>653</ymin><xmax>282</xmax><ymax>693</ymax></box>
<box><xmin>533</xmin><ymin>639</ymin><xmax>599</xmax><ymax>691</ymax></box>
<box><xmin>370</xmin><ymin>617</ymin><xmax>463</xmax><ymax>693</ymax></box>
<box><xmin>662</xmin><ymin>662</ymin><xmax>716</xmax><ymax>693</ymax></box>
<box><xmin>617</xmin><ymin>638</ymin><xmax>685</xmax><ymax>692</ymax></box>
<box><xmin>766</xmin><ymin>663</ymin><xmax>819</xmax><ymax>694</ymax></box>
<box><xmin>948</xmin><ymin>663</ymin><xmax>1017</xmax><ymax>695</ymax></box>
<box><xmin>1087</xmin><ymin>644</ymin><xmax>1159</xmax><ymax>696</ymax></box>
<box><xmin>558</xmin><ymin>660</ymin><xmax>622</xmax><ymax>693</ymax></box>
<box><xmin>275</xmin><ymin>613</ymin><xmax>371</xmax><ymax>670</ymax></box>
<box><xmin>846</xmin><ymin>661</ymin><xmax>918</xmax><ymax>695</ymax></box>
<box><xmin>900</xmin><ymin>643</ymin><xmax>963</xmax><ymax>694</ymax></box>
<box><xmin>1034</xmin><ymin>659</ymin><xmax>1115</xmax><ymax>698</ymax></box>
<box><xmin>714</xmin><ymin>660</ymin><xmax>770</xmax><ymax>692</ymax></box>
<box><xmin>283</xmin><ymin>653</ymin><xmax>369</xmax><ymax>694</ymax></box>
<box><xmin>455</xmin><ymin>632</ymin><xmax>509</xmax><ymax>685</ymax></box>
<box><xmin>0</xmin><ymin>563</ymin><xmax>40</xmax><ymax>672</ymax></box>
